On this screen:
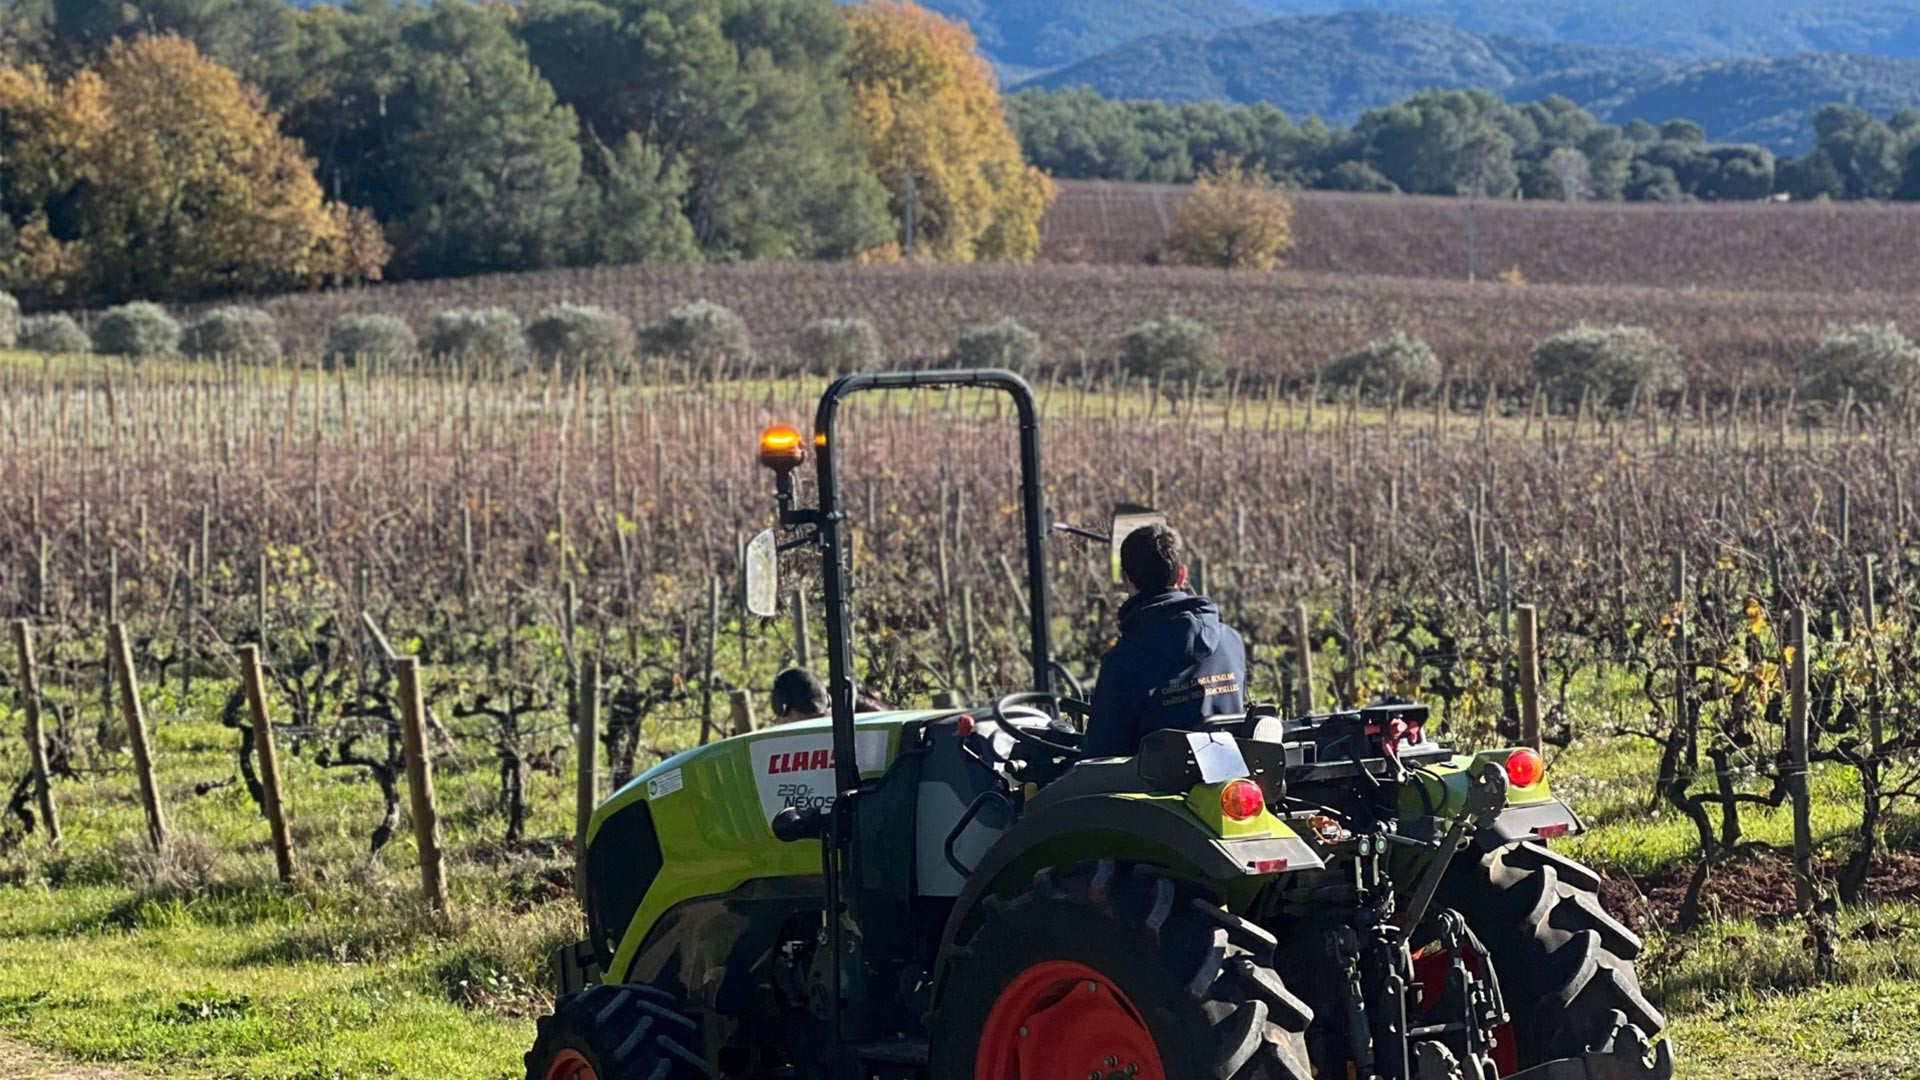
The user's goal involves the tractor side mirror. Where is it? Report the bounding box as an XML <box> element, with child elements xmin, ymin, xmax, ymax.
<box><xmin>1109</xmin><ymin>505</ymin><xmax>1168</xmax><ymax>585</ymax></box>
<box><xmin>743</xmin><ymin>528</ymin><xmax>779</xmax><ymax>617</ymax></box>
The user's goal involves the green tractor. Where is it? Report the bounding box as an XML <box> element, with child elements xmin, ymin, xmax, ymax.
<box><xmin>529</xmin><ymin>371</ymin><xmax>1671</xmax><ymax>1080</ymax></box>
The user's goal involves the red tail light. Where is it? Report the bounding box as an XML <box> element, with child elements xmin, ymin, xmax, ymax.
<box><xmin>1220</xmin><ymin>779</ymin><xmax>1266</xmax><ymax>822</ymax></box>
<box><xmin>1505</xmin><ymin>748</ymin><xmax>1544</xmax><ymax>788</ymax></box>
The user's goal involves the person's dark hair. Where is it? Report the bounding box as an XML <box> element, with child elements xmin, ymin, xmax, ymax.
<box><xmin>1120</xmin><ymin>523</ymin><xmax>1184</xmax><ymax>593</ymax></box>
<box><xmin>771</xmin><ymin>667</ymin><xmax>831</xmax><ymax>718</ymax></box>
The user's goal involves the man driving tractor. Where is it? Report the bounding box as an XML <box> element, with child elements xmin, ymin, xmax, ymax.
<box><xmin>1085</xmin><ymin>522</ymin><xmax>1248</xmax><ymax>757</ymax></box>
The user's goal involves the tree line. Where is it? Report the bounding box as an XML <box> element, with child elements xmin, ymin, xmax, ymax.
<box><xmin>0</xmin><ymin>0</ymin><xmax>1050</xmax><ymax>304</ymax></box>
<box><xmin>1011</xmin><ymin>86</ymin><xmax>1920</xmax><ymax>204</ymax></box>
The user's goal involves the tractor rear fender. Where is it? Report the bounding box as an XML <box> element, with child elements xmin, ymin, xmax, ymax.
<box><xmin>931</xmin><ymin>792</ymin><xmax>1320</xmax><ymax>976</ymax></box>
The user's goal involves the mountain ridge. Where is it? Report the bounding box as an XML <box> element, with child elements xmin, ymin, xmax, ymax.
<box><xmin>918</xmin><ymin>0</ymin><xmax>1920</xmax><ymax>75</ymax></box>
<box><xmin>910</xmin><ymin>0</ymin><xmax>1264</xmax><ymax>79</ymax></box>
<box><xmin>1020</xmin><ymin>11</ymin><xmax>1920</xmax><ymax>152</ymax></box>
<box><xmin>1238</xmin><ymin>0</ymin><xmax>1920</xmax><ymax>61</ymax></box>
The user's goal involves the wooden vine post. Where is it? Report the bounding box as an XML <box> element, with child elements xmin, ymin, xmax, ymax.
<box><xmin>1292</xmin><ymin>602</ymin><xmax>1316</xmax><ymax>715</ymax></box>
<box><xmin>575</xmin><ymin>659</ymin><xmax>600</xmax><ymax>893</ymax></box>
<box><xmin>395</xmin><ymin>656</ymin><xmax>448</xmax><ymax>915</ymax></box>
<box><xmin>238</xmin><ymin>644</ymin><xmax>296</xmax><ymax>884</ymax></box>
<box><xmin>1786</xmin><ymin>607</ymin><xmax>1813</xmax><ymax>916</ymax></box>
<box><xmin>1515</xmin><ymin>604</ymin><xmax>1543</xmax><ymax>751</ymax></box>
<box><xmin>791</xmin><ymin>587</ymin><xmax>811</xmax><ymax>668</ymax></box>
<box><xmin>12</xmin><ymin>620</ymin><xmax>59</xmax><ymax>848</ymax></box>
<box><xmin>1672</xmin><ymin>554</ymin><xmax>1692</xmax><ymax>772</ymax></box>
<box><xmin>108</xmin><ymin>622</ymin><xmax>168</xmax><ymax>853</ymax></box>
<box><xmin>727</xmin><ymin>688</ymin><xmax>757</xmax><ymax>737</ymax></box>
<box><xmin>700</xmin><ymin>575</ymin><xmax>722</xmax><ymax>745</ymax></box>
<box><xmin>1344</xmin><ymin>543</ymin><xmax>1363</xmax><ymax>674</ymax></box>
<box><xmin>460</xmin><ymin>505</ymin><xmax>476</xmax><ymax>602</ymax></box>
<box><xmin>961</xmin><ymin>585</ymin><xmax>981</xmax><ymax>700</ymax></box>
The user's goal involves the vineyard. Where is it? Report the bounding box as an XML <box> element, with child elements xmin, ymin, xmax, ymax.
<box><xmin>152</xmin><ymin>255</ymin><xmax>1915</xmax><ymax>407</ymax></box>
<box><xmin>0</xmin><ymin>349</ymin><xmax>1918</xmax><ymax>1079</ymax></box>
<box><xmin>1041</xmin><ymin>180</ymin><xmax>1920</xmax><ymax>295</ymax></box>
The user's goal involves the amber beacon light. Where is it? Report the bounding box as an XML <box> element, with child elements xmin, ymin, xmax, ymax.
<box><xmin>758</xmin><ymin>424</ymin><xmax>806</xmax><ymax>471</ymax></box>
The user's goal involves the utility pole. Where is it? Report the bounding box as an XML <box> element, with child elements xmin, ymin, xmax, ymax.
<box><xmin>903</xmin><ymin>166</ymin><xmax>917</xmax><ymax>258</ymax></box>
<box><xmin>1465</xmin><ymin>194</ymin><xmax>1479</xmax><ymax>284</ymax></box>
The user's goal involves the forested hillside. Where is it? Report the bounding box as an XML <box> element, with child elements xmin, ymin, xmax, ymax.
<box><xmin>1025</xmin><ymin>11</ymin><xmax>1920</xmax><ymax>152</ymax></box>
<box><xmin>914</xmin><ymin>0</ymin><xmax>1261</xmax><ymax>77</ymax></box>
<box><xmin>1242</xmin><ymin>0</ymin><xmax>1920</xmax><ymax>60</ymax></box>
<box><xmin>883</xmin><ymin>0</ymin><xmax>1920</xmax><ymax>72</ymax></box>
<box><xmin>1011</xmin><ymin>88</ymin><xmax>1920</xmax><ymax>205</ymax></box>
<box><xmin>1024</xmin><ymin>13</ymin><xmax>1676</xmax><ymax>124</ymax></box>
<box><xmin>1593</xmin><ymin>53</ymin><xmax>1920</xmax><ymax>150</ymax></box>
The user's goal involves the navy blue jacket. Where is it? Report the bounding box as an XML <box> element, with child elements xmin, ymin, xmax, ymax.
<box><xmin>1085</xmin><ymin>590</ymin><xmax>1248</xmax><ymax>758</ymax></box>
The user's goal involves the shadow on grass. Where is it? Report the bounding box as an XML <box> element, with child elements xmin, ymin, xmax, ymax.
<box><xmin>227</xmin><ymin>903</ymin><xmax>437</xmax><ymax>967</ymax></box>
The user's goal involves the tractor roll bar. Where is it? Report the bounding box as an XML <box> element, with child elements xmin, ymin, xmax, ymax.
<box><xmin>812</xmin><ymin>369</ymin><xmax>1053</xmax><ymax>797</ymax></box>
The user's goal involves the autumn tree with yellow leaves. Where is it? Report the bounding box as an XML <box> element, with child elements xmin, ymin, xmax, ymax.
<box><xmin>0</xmin><ymin>34</ymin><xmax>386</xmax><ymax>302</ymax></box>
<box><xmin>1161</xmin><ymin>154</ymin><xmax>1295</xmax><ymax>271</ymax></box>
<box><xmin>842</xmin><ymin>1</ymin><xmax>1054</xmax><ymax>263</ymax></box>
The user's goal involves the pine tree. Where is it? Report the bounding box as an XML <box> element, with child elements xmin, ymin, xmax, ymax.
<box><xmin>575</xmin><ymin>133</ymin><xmax>699</xmax><ymax>265</ymax></box>
<box><xmin>383</xmin><ymin>4</ymin><xmax>587</xmax><ymax>277</ymax></box>
<box><xmin>518</xmin><ymin>0</ymin><xmax>890</xmax><ymax>259</ymax></box>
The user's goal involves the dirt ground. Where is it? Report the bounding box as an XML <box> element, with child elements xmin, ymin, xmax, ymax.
<box><xmin>1599</xmin><ymin>848</ymin><xmax>1920</xmax><ymax>931</ymax></box>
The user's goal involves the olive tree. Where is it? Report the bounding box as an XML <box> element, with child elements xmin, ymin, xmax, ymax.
<box><xmin>1531</xmin><ymin>324</ymin><xmax>1685</xmax><ymax>409</ymax></box>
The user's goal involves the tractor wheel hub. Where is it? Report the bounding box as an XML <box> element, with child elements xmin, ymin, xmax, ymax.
<box><xmin>542</xmin><ymin>1049</ymin><xmax>598</xmax><ymax>1080</ymax></box>
<box><xmin>977</xmin><ymin>961</ymin><xmax>1164</xmax><ymax>1080</ymax></box>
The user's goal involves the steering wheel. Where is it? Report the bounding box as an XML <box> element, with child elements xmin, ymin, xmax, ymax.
<box><xmin>1048</xmin><ymin>660</ymin><xmax>1087</xmax><ymax>700</ymax></box>
<box><xmin>991</xmin><ymin>691</ymin><xmax>1084</xmax><ymax>760</ymax></box>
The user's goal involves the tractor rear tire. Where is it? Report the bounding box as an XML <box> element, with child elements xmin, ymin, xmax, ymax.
<box><xmin>930</xmin><ymin>859</ymin><xmax>1313</xmax><ymax>1080</ymax></box>
<box><xmin>1446</xmin><ymin>841</ymin><xmax>1667</xmax><ymax>1069</ymax></box>
<box><xmin>524</xmin><ymin>983</ymin><xmax>709</xmax><ymax>1080</ymax></box>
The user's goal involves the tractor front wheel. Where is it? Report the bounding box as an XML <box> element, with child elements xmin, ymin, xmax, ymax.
<box><xmin>524</xmin><ymin>984</ymin><xmax>708</xmax><ymax>1080</ymax></box>
<box><xmin>930</xmin><ymin>860</ymin><xmax>1313</xmax><ymax>1080</ymax></box>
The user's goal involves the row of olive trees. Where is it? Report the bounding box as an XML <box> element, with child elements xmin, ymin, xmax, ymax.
<box><xmin>19</xmin><ymin>288</ymin><xmax>1915</xmax><ymax>409</ymax></box>
<box><xmin>855</xmin><ymin>311</ymin><xmax>1917</xmax><ymax>410</ymax></box>
<box><xmin>821</xmin><ymin>313</ymin><xmax>1920</xmax><ymax>411</ymax></box>
<box><xmin>7</xmin><ymin>295</ymin><xmax>762</xmax><ymax>374</ymax></box>
<box><xmin>1324</xmin><ymin>321</ymin><xmax>1920</xmax><ymax>409</ymax></box>
<box><xmin>3</xmin><ymin>295</ymin><xmax>717</xmax><ymax>371</ymax></box>
<box><xmin>12</xmin><ymin>289</ymin><xmax>1227</xmax><ymax>389</ymax></box>
<box><xmin>2</xmin><ymin>298</ymin><xmax>289</xmax><ymax>361</ymax></box>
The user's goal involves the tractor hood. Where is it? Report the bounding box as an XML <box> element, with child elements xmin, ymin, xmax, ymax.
<box><xmin>583</xmin><ymin>712</ymin><xmax>936</xmax><ymax>981</ymax></box>
<box><xmin>593</xmin><ymin>710</ymin><xmax>941</xmax><ymax>839</ymax></box>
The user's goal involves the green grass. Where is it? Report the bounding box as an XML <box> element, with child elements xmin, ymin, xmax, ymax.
<box><xmin>0</xmin><ymin>884</ymin><xmax>528</xmax><ymax>1080</ymax></box>
<box><xmin>0</xmin><ymin>675</ymin><xmax>582</xmax><ymax>1080</ymax></box>
<box><xmin>1558</xmin><ymin>738</ymin><xmax>1874</xmax><ymax>876</ymax></box>
<box><xmin>1670</xmin><ymin>977</ymin><xmax>1920</xmax><ymax>1079</ymax></box>
<box><xmin>1552</xmin><ymin>677</ymin><xmax>1920</xmax><ymax>1079</ymax></box>
<box><xmin>1</xmin><ymin>662</ymin><xmax>1915</xmax><ymax>1079</ymax></box>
